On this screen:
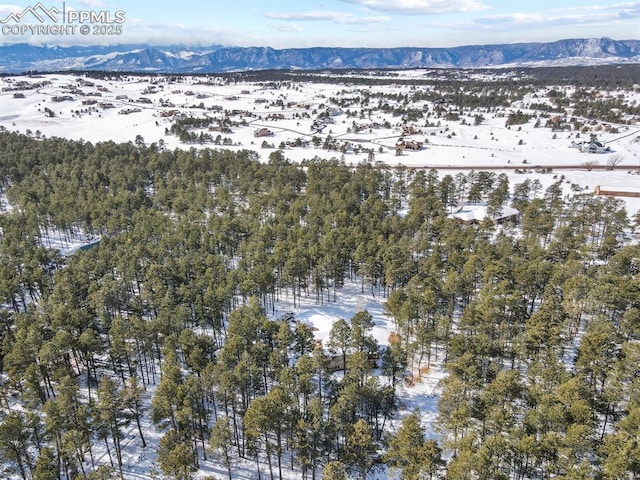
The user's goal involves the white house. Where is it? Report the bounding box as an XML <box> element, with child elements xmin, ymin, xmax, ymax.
<box><xmin>448</xmin><ymin>201</ymin><xmax>520</xmax><ymax>225</ymax></box>
<box><xmin>570</xmin><ymin>140</ymin><xmax>610</xmax><ymax>154</ymax></box>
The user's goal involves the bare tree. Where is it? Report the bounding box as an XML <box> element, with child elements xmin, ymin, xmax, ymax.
<box><xmin>606</xmin><ymin>154</ymin><xmax>624</xmax><ymax>170</ymax></box>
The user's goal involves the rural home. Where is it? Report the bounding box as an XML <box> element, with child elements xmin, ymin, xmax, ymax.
<box><xmin>396</xmin><ymin>138</ymin><xmax>424</xmax><ymax>151</ymax></box>
<box><xmin>159</xmin><ymin>110</ymin><xmax>179</xmax><ymax>118</ymax></box>
<box><xmin>570</xmin><ymin>140</ymin><xmax>611</xmax><ymax>154</ymax></box>
<box><xmin>582</xmin><ymin>140</ymin><xmax>610</xmax><ymax>154</ymax></box>
<box><xmin>254</xmin><ymin>127</ymin><xmax>273</xmax><ymax>138</ymax></box>
<box><xmin>285</xmin><ymin>138</ymin><xmax>310</xmax><ymax>148</ymax></box>
<box><xmin>448</xmin><ymin>201</ymin><xmax>520</xmax><ymax>225</ymax></box>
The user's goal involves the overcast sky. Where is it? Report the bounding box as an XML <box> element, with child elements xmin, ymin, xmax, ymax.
<box><xmin>1</xmin><ymin>0</ymin><xmax>639</xmax><ymax>47</ymax></box>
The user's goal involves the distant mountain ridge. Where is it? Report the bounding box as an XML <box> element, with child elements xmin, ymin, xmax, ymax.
<box><xmin>1</xmin><ymin>37</ymin><xmax>639</xmax><ymax>73</ymax></box>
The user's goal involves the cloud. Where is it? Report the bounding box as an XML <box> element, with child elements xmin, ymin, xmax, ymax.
<box><xmin>274</xmin><ymin>23</ymin><xmax>303</xmax><ymax>32</ymax></box>
<box><xmin>115</xmin><ymin>19</ymin><xmax>237</xmax><ymax>46</ymax></box>
<box><xmin>78</xmin><ymin>0</ymin><xmax>108</xmax><ymax>7</ymax></box>
<box><xmin>531</xmin><ymin>1</ymin><xmax>640</xmax><ymax>23</ymax></box>
<box><xmin>473</xmin><ymin>13</ymin><xmax>546</xmax><ymax>26</ymax></box>
<box><xmin>470</xmin><ymin>6</ymin><xmax>640</xmax><ymax>31</ymax></box>
<box><xmin>266</xmin><ymin>10</ymin><xmax>390</xmax><ymax>25</ymax></box>
<box><xmin>0</xmin><ymin>4</ymin><xmax>22</xmax><ymax>16</ymax></box>
<box><xmin>550</xmin><ymin>2</ymin><xmax>640</xmax><ymax>14</ymax></box>
<box><xmin>338</xmin><ymin>0</ymin><xmax>488</xmax><ymax>15</ymax></box>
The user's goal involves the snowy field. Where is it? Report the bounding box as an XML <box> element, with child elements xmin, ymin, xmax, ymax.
<box><xmin>2</xmin><ymin>71</ymin><xmax>639</xmax><ymax>217</ymax></box>
<box><xmin>1</xmin><ymin>69</ymin><xmax>640</xmax><ymax>478</ymax></box>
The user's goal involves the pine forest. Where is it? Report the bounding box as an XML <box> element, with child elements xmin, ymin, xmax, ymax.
<box><xmin>0</xmin><ymin>78</ymin><xmax>639</xmax><ymax>480</ymax></box>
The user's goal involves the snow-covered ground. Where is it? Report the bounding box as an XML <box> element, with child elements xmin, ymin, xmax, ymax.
<box><xmin>2</xmin><ymin>71</ymin><xmax>639</xmax><ymax>217</ymax></box>
<box><xmin>2</xmin><ymin>70</ymin><xmax>640</xmax><ymax>478</ymax></box>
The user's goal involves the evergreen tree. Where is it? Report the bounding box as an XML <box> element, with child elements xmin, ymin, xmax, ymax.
<box><xmin>157</xmin><ymin>429</ymin><xmax>198</xmax><ymax>480</ymax></box>
<box><xmin>209</xmin><ymin>416</ymin><xmax>233</xmax><ymax>480</ymax></box>
<box><xmin>322</xmin><ymin>461</ymin><xmax>347</xmax><ymax>480</ymax></box>
<box><xmin>344</xmin><ymin>419</ymin><xmax>378</xmax><ymax>480</ymax></box>
<box><xmin>385</xmin><ymin>410</ymin><xmax>429</xmax><ymax>480</ymax></box>
<box><xmin>0</xmin><ymin>411</ymin><xmax>34</xmax><ymax>479</ymax></box>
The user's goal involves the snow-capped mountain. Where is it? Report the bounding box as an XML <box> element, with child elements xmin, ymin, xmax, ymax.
<box><xmin>1</xmin><ymin>37</ymin><xmax>638</xmax><ymax>73</ymax></box>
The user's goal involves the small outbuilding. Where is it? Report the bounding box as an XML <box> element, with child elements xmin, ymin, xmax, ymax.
<box><xmin>595</xmin><ymin>185</ymin><xmax>640</xmax><ymax>198</ymax></box>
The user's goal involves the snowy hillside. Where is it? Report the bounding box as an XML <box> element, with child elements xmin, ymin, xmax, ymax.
<box><xmin>0</xmin><ymin>37</ymin><xmax>639</xmax><ymax>73</ymax></box>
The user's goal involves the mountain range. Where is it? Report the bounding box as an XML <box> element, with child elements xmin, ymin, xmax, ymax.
<box><xmin>0</xmin><ymin>37</ymin><xmax>639</xmax><ymax>73</ymax></box>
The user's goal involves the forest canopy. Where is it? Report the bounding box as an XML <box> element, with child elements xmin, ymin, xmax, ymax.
<box><xmin>0</xmin><ymin>129</ymin><xmax>639</xmax><ymax>479</ymax></box>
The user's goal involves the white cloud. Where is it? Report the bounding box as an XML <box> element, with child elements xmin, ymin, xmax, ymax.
<box><xmin>78</xmin><ymin>0</ymin><xmax>108</xmax><ymax>7</ymax></box>
<box><xmin>0</xmin><ymin>4</ymin><xmax>22</xmax><ymax>16</ymax></box>
<box><xmin>266</xmin><ymin>11</ymin><xmax>390</xmax><ymax>25</ymax></box>
<box><xmin>471</xmin><ymin>7</ymin><xmax>640</xmax><ymax>30</ymax></box>
<box><xmin>473</xmin><ymin>13</ymin><xmax>546</xmax><ymax>26</ymax></box>
<box><xmin>551</xmin><ymin>2</ymin><xmax>640</xmax><ymax>14</ymax></box>
<box><xmin>267</xmin><ymin>11</ymin><xmax>349</xmax><ymax>22</ymax></box>
<box><xmin>274</xmin><ymin>23</ymin><xmax>303</xmax><ymax>32</ymax></box>
<box><xmin>338</xmin><ymin>0</ymin><xmax>488</xmax><ymax>15</ymax></box>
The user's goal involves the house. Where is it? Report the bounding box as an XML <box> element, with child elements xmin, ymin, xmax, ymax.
<box><xmin>254</xmin><ymin>127</ymin><xmax>273</xmax><ymax>138</ymax></box>
<box><xmin>339</xmin><ymin>142</ymin><xmax>355</xmax><ymax>154</ymax></box>
<box><xmin>159</xmin><ymin>109</ymin><xmax>179</xmax><ymax>118</ymax></box>
<box><xmin>448</xmin><ymin>201</ymin><xmax>520</xmax><ymax>225</ymax></box>
<box><xmin>402</xmin><ymin>125</ymin><xmax>419</xmax><ymax>135</ymax></box>
<box><xmin>285</xmin><ymin>138</ymin><xmax>310</xmax><ymax>148</ymax></box>
<box><xmin>581</xmin><ymin>141</ymin><xmax>610</xmax><ymax>154</ymax></box>
<box><xmin>571</xmin><ymin>140</ymin><xmax>610</xmax><ymax>154</ymax></box>
<box><xmin>118</xmin><ymin>108</ymin><xmax>142</xmax><ymax>115</ymax></box>
<box><xmin>405</xmin><ymin>140</ymin><xmax>423</xmax><ymax>150</ymax></box>
<box><xmin>61</xmin><ymin>239</ymin><xmax>101</xmax><ymax>257</ymax></box>
<box><xmin>396</xmin><ymin>138</ymin><xmax>423</xmax><ymax>151</ymax></box>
